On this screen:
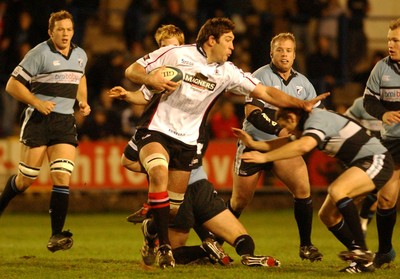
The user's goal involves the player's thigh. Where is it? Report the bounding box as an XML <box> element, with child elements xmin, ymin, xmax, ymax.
<box><xmin>168</xmin><ymin>170</ymin><xmax>190</xmax><ymax>194</ymax></box>
<box><xmin>378</xmin><ymin>167</ymin><xmax>400</xmax><ymax>209</ymax></box>
<box><xmin>272</xmin><ymin>156</ymin><xmax>310</xmax><ymax>198</ymax></box>
<box><xmin>203</xmin><ymin>209</ymin><xmax>247</xmax><ymax>246</ymax></box>
<box><xmin>232</xmin><ymin>172</ymin><xmax>260</xmax><ymax>199</ymax></box>
<box><xmin>169</xmin><ymin>228</ymin><xmax>190</xmax><ymax>249</ymax></box>
<box><xmin>19</xmin><ymin>144</ymin><xmax>47</xmax><ymax>167</ymax></box>
<box><xmin>327</xmin><ymin>167</ymin><xmax>375</xmax><ymax>202</ymax></box>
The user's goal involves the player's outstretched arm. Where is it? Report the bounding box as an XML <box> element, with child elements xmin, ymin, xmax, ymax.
<box><xmin>108</xmin><ymin>86</ymin><xmax>149</xmax><ymax>105</ymax></box>
<box><xmin>251</xmin><ymin>84</ymin><xmax>330</xmax><ymax>112</ymax></box>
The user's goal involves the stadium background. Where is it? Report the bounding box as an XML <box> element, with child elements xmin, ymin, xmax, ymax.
<box><xmin>0</xmin><ymin>0</ymin><xmax>399</xmax><ymax>212</ymax></box>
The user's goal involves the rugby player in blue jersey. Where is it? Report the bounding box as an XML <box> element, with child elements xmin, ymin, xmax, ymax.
<box><xmin>362</xmin><ymin>17</ymin><xmax>400</xmax><ymax>268</ymax></box>
<box><xmin>230</xmin><ymin>32</ymin><xmax>323</xmax><ymax>262</ymax></box>
<box><xmin>0</xmin><ymin>10</ymin><xmax>91</xmax><ymax>252</ymax></box>
<box><xmin>235</xmin><ymin>107</ymin><xmax>395</xmax><ymax>273</ymax></box>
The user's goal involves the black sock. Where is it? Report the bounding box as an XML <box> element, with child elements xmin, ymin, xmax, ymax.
<box><xmin>360</xmin><ymin>193</ymin><xmax>377</xmax><ymax>219</ymax></box>
<box><xmin>234</xmin><ymin>234</ymin><xmax>255</xmax><ymax>256</ymax></box>
<box><xmin>294</xmin><ymin>196</ymin><xmax>313</xmax><ymax>246</ymax></box>
<box><xmin>226</xmin><ymin>199</ymin><xmax>241</xmax><ymax>219</ymax></box>
<box><xmin>0</xmin><ymin>175</ymin><xmax>22</xmax><ymax>214</ymax></box>
<box><xmin>173</xmin><ymin>246</ymin><xmax>207</xmax><ymax>264</ymax></box>
<box><xmin>376</xmin><ymin>207</ymin><xmax>397</xmax><ymax>254</ymax></box>
<box><xmin>337</xmin><ymin>197</ymin><xmax>366</xmax><ymax>250</ymax></box>
<box><xmin>328</xmin><ymin>219</ymin><xmax>354</xmax><ymax>250</ymax></box>
<box><xmin>194</xmin><ymin>224</ymin><xmax>214</xmax><ymax>241</ymax></box>
<box><xmin>151</xmin><ymin>206</ymin><xmax>170</xmax><ymax>246</ymax></box>
<box><xmin>49</xmin><ymin>185</ymin><xmax>69</xmax><ymax>235</ymax></box>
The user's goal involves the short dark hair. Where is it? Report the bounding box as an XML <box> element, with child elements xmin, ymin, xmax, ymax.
<box><xmin>389</xmin><ymin>18</ymin><xmax>400</xmax><ymax>30</ymax></box>
<box><xmin>196</xmin><ymin>17</ymin><xmax>235</xmax><ymax>48</ymax></box>
<box><xmin>48</xmin><ymin>10</ymin><xmax>74</xmax><ymax>31</ymax></box>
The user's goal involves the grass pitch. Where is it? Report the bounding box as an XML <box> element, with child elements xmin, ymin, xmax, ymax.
<box><xmin>0</xmin><ymin>210</ymin><xmax>398</xmax><ymax>278</ymax></box>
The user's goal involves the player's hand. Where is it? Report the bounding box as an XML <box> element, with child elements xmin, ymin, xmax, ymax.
<box><xmin>148</xmin><ymin>66</ymin><xmax>180</xmax><ymax>93</ymax></box>
<box><xmin>109</xmin><ymin>86</ymin><xmax>128</xmax><ymax>100</ymax></box>
<box><xmin>232</xmin><ymin>128</ymin><xmax>254</xmax><ymax>147</ymax></box>
<box><xmin>79</xmin><ymin>101</ymin><xmax>91</xmax><ymax>116</ymax></box>
<box><xmin>303</xmin><ymin>92</ymin><xmax>330</xmax><ymax>112</ymax></box>
<box><xmin>382</xmin><ymin>111</ymin><xmax>400</xmax><ymax>125</ymax></box>
<box><xmin>34</xmin><ymin>100</ymin><xmax>56</xmax><ymax>115</ymax></box>
<box><xmin>240</xmin><ymin>151</ymin><xmax>268</xmax><ymax>164</ymax></box>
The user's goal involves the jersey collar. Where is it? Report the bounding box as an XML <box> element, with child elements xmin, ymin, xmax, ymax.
<box><xmin>46</xmin><ymin>39</ymin><xmax>77</xmax><ymax>59</ymax></box>
<box><xmin>270</xmin><ymin>62</ymin><xmax>298</xmax><ymax>86</ymax></box>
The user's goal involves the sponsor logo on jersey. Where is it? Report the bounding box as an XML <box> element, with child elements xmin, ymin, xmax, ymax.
<box><xmin>78</xmin><ymin>58</ymin><xmax>83</xmax><ymax>68</ymax></box>
<box><xmin>382</xmin><ymin>88</ymin><xmax>400</xmax><ymax>101</ymax></box>
<box><xmin>382</xmin><ymin>75</ymin><xmax>390</xmax><ymax>82</ymax></box>
<box><xmin>53</xmin><ymin>60</ymin><xmax>60</xmax><ymax>66</ymax></box>
<box><xmin>183</xmin><ymin>73</ymin><xmax>216</xmax><ymax>90</ymax></box>
<box><xmin>54</xmin><ymin>72</ymin><xmax>81</xmax><ymax>83</ymax></box>
<box><xmin>179</xmin><ymin>58</ymin><xmax>193</xmax><ymax>66</ymax></box>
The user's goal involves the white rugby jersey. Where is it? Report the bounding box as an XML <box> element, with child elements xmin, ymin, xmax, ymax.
<box><xmin>136</xmin><ymin>44</ymin><xmax>259</xmax><ymax>145</ymax></box>
<box><xmin>364</xmin><ymin>57</ymin><xmax>400</xmax><ymax>139</ymax></box>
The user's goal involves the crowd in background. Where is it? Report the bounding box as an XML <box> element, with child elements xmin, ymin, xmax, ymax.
<box><xmin>0</xmin><ymin>0</ymin><xmax>384</xmax><ymax>142</ymax></box>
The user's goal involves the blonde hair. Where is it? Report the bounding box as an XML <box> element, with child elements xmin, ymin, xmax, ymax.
<box><xmin>154</xmin><ymin>24</ymin><xmax>185</xmax><ymax>47</ymax></box>
<box><xmin>270</xmin><ymin>32</ymin><xmax>296</xmax><ymax>52</ymax></box>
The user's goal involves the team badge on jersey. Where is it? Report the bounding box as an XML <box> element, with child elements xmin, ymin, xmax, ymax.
<box><xmin>296</xmin><ymin>86</ymin><xmax>303</xmax><ymax>96</ymax></box>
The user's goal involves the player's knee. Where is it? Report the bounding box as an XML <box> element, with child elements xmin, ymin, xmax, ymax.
<box><xmin>142</xmin><ymin>153</ymin><xmax>168</xmax><ymax>173</ymax></box>
<box><xmin>18</xmin><ymin>162</ymin><xmax>40</xmax><ymax>189</ymax></box>
<box><xmin>49</xmin><ymin>159</ymin><xmax>74</xmax><ymax>182</ymax></box>
<box><xmin>50</xmin><ymin>159</ymin><xmax>75</xmax><ymax>175</ymax></box>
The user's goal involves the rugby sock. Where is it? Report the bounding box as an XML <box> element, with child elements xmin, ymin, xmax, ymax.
<box><xmin>148</xmin><ymin>191</ymin><xmax>170</xmax><ymax>246</ymax></box>
<box><xmin>173</xmin><ymin>246</ymin><xmax>207</xmax><ymax>264</ymax></box>
<box><xmin>0</xmin><ymin>175</ymin><xmax>22</xmax><ymax>214</ymax></box>
<box><xmin>359</xmin><ymin>193</ymin><xmax>377</xmax><ymax>220</ymax></box>
<box><xmin>328</xmin><ymin>219</ymin><xmax>354</xmax><ymax>249</ymax></box>
<box><xmin>194</xmin><ymin>224</ymin><xmax>214</xmax><ymax>241</ymax></box>
<box><xmin>294</xmin><ymin>196</ymin><xmax>313</xmax><ymax>246</ymax></box>
<box><xmin>226</xmin><ymin>199</ymin><xmax>241</xmax><ymax>219</ymax></box>
<box><xmin>234</xmin><ymin>234</ymin><xmax>255</xmax><ymax>256</ymax></box>
<box><xmin>336</xmin><ymin>197</ymin><xmax>367</xmax><ymax>250</ymax></box>
<box><xmin>376</xmin><ymin>206</ymin><xmax>397</xmax><ymax>254</ymax></box>
<box><xmin>49</xmin><ymin>185</ymin><xmax>69</xmax><ymax>235</ymax></box>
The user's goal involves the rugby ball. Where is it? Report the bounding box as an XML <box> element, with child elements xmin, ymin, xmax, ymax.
<box><xmin>148</xmin><ymin>66</ymin><xmax>183</xmax><ymax>94</ymax></box>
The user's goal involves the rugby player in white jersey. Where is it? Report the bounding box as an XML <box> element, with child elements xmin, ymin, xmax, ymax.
<box><xmin>123</xmin><ymin>17</ymin><xmax>328</xmax><ymax>269</ymax></box>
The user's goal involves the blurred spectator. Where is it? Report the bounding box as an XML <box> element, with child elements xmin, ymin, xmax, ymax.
<box><xmin>86</xmin><ymin>49</ymin><xmax>127</xmax><ymax>105</ymax></box>
<box><xmin>153</xmin><ymin>0</ymin><xmax>191</xmax><ymax>42</ymax></box>
<box><xmin>209</xmin><ymin>98</ymin><xmax>240</xmax><ymax>139</ymax></box>
<box><xmin>306</xmin><ymin>35</ymin><xmax>340</xmax><ymax>109</ymax></box>
<box><xmin>78</xmin><ymin>88</ymin><xmax>123</xmax><ymax>142</ymax></box>
<box><xmin>317</xmin><ymin>0</ymin><xmax>345</xmax><ymax>58</ymax></box>
<box><xmin>352</xmin><ymin>50</ymin><xmax>386</xmax><ymax>86</ymax></box>
<box><xmin>346</xmin><ymin>0</ymin><xmax>370</xmax><ymax>76</ymax></box>
<box><xmin>67</xmin><ymin>0</ymin><xmax>100</xmax><ymax>46</ymax></box>
<box><xmin>288</xmin><ymin>0</ymin><xmax>324</xmax><ymax>73</ymax></box>
<box><xmin>123</xmin><ymin>0</ymin><xmax>161</xmax><ymax>54</ymax></box>
<box><xmin>196</xmin><ymin>0</ymin><xmax>226</xmax><ymax>27</ymax></box>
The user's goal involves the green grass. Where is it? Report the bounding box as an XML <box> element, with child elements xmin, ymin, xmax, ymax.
<box><xmin>0</xmin><ymin>210</ymin><xmax>398</xmax><ymax>278</ymax></box>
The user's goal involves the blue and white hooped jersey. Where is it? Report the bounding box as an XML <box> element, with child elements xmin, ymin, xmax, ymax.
<box><xmin>243</xmin><ymin>63</ymin><xmax>318</xmax><ymax>141</ymax></box>
<box><xmin>303</xmin><ymin>108</ymin><xmax>387</xmax><ymax>164</ymax></box>
<box><xmin>136</xmin><ymin>44</ymin><xmax>259</xmax><ymax>146</ymax></box>
<box><xmin>11</xmin><ymin>40</ymin><xmax>87</xmax><ymax>114</ymax></box>
<box><xmin>364</xmin><ymin>57</ymin><xmax>400</xmax><ymax>139</ymax></box>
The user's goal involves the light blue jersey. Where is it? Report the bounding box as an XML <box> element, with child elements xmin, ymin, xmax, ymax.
<box><xmin>304</xmin><ymin>108</ymin><xmax>387</xmax><ymax>164</ymax></box>
<box><xmin>364</xmin><ymin>57</ymin><xmax>400</xmax><ymax>140</ymax></box>
<box><xmin>11</xmin><ymin>40</ymin><xmax>87</xmax><ymax>114</ymax></box>
<box><xmin>243</xmin><ymin>63</ymin><xmax>318</xmax><ymax>141</ymax></box>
